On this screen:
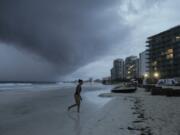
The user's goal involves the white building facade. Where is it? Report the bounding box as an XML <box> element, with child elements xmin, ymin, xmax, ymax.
<box><xmin>139</xmin><ymin>50</ymin><xmax>149</xmax><ymax>78</ymax></box>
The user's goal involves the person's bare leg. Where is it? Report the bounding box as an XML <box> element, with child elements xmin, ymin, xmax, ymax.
<box><xmin>68</xmin><ymin>95</ymin><xmax>79</xmax><ymax>111</ymax></box>
<box><xmin>68</xmin><ymin>104</ymin><xmax>77</xmax><ymax>111</ymax></box>
<box><xmin>74</xmin><ymin>95</ymin><xmax>80</xmax><ymax>112</ymax></box>
<box><xmin>77</xmin><ymin>99</ymin><xmax>80</xmax><ymax>113</ymax></box>
<box><xmin>77</xmin><ymin>104</ymin><xmax>80</xmax><ymax>113</ymax></box>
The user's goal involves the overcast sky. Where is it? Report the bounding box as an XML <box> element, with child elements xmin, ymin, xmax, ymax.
<box><xmin>0</xmin><ymin>0</ymin><xmax>180</xmax><ymax>81</ymax></box>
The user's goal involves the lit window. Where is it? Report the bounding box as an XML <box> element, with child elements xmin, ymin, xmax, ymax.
<box><xmin>166</xmin><ymin>54</ymin><xmax>173</xmax><ymax>59</ymax></box>
<box><xmin>152</xmin><ymin>61</ymin><xmax>157</xmax><ymax>66</ymax></box>
<box><xmin>169</xmin><ymin>54</ymin><xmax>173</xmax><ymax>58</ymax></box>
<box><xmin>176</xmin><ymin>36</ymin><xmax>180</xmax><ymax>39</ymax></box>
<box><xmin>167</xmin><ymin>48</ymin><xmax>173</xmax><ymax>54</ymax></box>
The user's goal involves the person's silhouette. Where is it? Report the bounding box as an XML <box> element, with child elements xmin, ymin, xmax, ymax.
<box><xmin>68</xmin><ymin>79</ymin><xmax>83</xmax><ymax>113</ymax></box>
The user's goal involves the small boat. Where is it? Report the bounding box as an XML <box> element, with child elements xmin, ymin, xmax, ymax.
<box><xmin>111</xmin><ymin>86</ymin><xmax>137</xmax><ymax>93</ymax></box>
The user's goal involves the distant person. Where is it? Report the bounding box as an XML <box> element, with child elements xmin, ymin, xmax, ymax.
<box><xmin>68</xmin><ymin>79</ymin><xmax>83</xmax><ymax>113</ymax></box>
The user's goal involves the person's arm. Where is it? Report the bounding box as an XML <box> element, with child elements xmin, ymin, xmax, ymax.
<box><xmin>80</xmin><ymin>95</ymin><xmax>82</xmax><ymax>101</ymax></box>
<box><xmin>77</xmin><ymin>85</ymin><xmax>82</xmax><ymax>100</ymax></box>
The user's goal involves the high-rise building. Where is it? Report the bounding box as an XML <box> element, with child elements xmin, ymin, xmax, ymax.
<box><xmin>139</xmin><ymin>50</ymin><xmax>149</xmax><ymax>78</ymax></box>
<box><xmin>136</xmin><ymin>58</ymin><xmax>140</xmax><ymax>78</ymax></box>
<box><xmin>125</xmin><ymin>56</ymin><xmax>139</xmax><ymax>79</ymax></box>
<box><xmin>146</xmin><ymin>25</ymin><xmax>180</xmax><ymax>79</ymax></box>
<box><xmin>111</xmin><ymin>59</ymin><xmax>124</xmax><ymax>80</ymax></box>
<box><xmin>111</xmin><ymin>67</ymin><xmax>116</xmax><ymax>80</ymax></box>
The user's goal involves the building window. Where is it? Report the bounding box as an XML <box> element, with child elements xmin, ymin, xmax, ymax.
<box><xmin>166</xmin><ymin>48</ymin><xmax>173</xmax><ymax>54</ymax></box>
<box><xmin>152</xmin><ymin>61</ymin><xmax>157</xmax><ymax>66</ymax></box>
<box><xmin>161</xmin><ymin>52</ymin><xmax>165</xmax><ymax>56</ymax></box>
<box><xmin>176</xmin><ymin>36</ymin><xmax>180</xmax><ymax>41</ymax></box>
<box><xmin>166</xmin><ymin>48</ymin><xmax>174</xmax><ymax>59</ymax></box>
<box><xmin>166</xmin><ymin>54</ymin><xmax>173</xmax><ymax>59</ymax></box>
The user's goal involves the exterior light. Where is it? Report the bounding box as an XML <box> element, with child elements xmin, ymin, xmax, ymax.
<box><xmin>144</xmin><ymin>73</ymin><xmax>149</xmax><ymax>78</ymax></box>
<box><xmin>154</xmin><ymin>72</ymin><xmax>159</xmax><ymax>78</ymax></box>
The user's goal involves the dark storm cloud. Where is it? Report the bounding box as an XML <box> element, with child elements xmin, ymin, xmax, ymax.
<box><xmin>0</xmin><ymin>0</ymin><xmax>168</xmax><ymax>81</ymax></box>
<box><xmin>0</xmin><ymin>0</ymin><xmax>130</xmax><ymax>77</ymax></box>
<box><xmin>0</xmin><ymin>43</ymin><xmax>60</xmax><ymax>81</ymax></box>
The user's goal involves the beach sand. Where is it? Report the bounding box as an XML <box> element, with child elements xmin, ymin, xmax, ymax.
<box><xmin>0</xmin><ymin>83</ymin><xmax>180</xmax><ymax>135</ymax></box>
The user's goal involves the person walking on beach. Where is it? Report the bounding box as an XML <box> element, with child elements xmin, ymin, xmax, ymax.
<box><xmin>68</xmin><ymin>79</ymin><xmax>83</xmax><ymax>113</ymax></box>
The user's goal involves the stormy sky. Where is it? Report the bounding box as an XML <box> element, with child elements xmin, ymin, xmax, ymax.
<box><xmin>0</xmin><ymin>0</ymin><xmax>180</xmax><ymax>81</ymax></box>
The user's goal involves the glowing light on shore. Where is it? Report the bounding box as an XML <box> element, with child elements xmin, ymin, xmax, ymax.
<box><xmin>154</xmin><ymin>72</ymin><xmax>159</xmax><ymax>78</ymax></box>
<box><xmin>144</xmin><ymin>73</ymin><xmax>149</xmax><ymax>78</ymax></box>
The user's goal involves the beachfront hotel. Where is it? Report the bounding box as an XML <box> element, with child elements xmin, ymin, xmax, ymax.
<box><xmin>111</xmin><ymin>59</ymin><xmax>124</xmax><ymax>80</ymax></box>
<box><xmin>124</xmin><ymin>56</ymin><xmax>139</xmax><ymax>79</ymax></box>
<box><xmin>146</xmin><ymin>25</ymin><xmax>180</xmax><ymax>80</ymax></box>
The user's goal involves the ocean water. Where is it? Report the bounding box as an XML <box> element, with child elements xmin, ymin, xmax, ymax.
<box><xmin>0</xmin><ymin>82</ymin><xmax>75</xmax><ymax>91</ymax></box>
<box><xmin>0</xmin><ymin>82</ymin><xmax>111</xmax><ymax>92</ymax></box>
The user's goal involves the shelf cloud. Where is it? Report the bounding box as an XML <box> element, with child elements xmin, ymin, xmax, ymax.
<box><xmin>0</xmin><ymin>0</ymin><xmax>179</xmax><ymax>81</ymax></box>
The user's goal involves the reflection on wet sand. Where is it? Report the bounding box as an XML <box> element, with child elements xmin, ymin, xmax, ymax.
<box><xmin>83</xmin><ymin>90</ymin><xmax>112</xmax><ymax>108</ymax></box>
<box><xmin>67</xmin><ymin>112</ymin><xmax>81</xmax><ymax>135</ymax></box>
